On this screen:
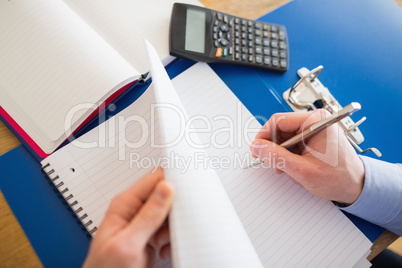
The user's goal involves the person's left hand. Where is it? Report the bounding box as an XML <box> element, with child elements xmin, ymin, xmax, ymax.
<box><xmin>83</xmin><ymin>167</ymin><xmax>174</xmax><ymax>268</ymax></box>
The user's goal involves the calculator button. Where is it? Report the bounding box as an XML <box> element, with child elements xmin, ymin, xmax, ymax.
<box><xmin>279</xmin><ymin>50</ymin><xmax>287</xmax><ymax>58</ymax></box>
<box><xmin>229</xmin><ymin>47</ymin><xmax>233</xmax><ymax>55</ymax></box>
<box><xmin>241</xmin><ymin>32</ymin><xmax>247</xmax><ymax>39</ymax></box>
<box><xmin>235</xmin><ymin>17</ymin><xmax>240</xmax><ymax>24</ymax></box>
<box><xmin>241</xmin><ymin>39</ymin><xmax>247</xmax><ymax>46</ymax></box>
<box><xmin>223</xmin><ymin>48</ymin><xmax>228</xmax><ymax>57</ymax></box>
<box><xmin>214</xmin><ymin>40</ymin><xmax>219</xmax><ymax>47</ymax></box>
<box><xmin>263</xmin><ymin>56</ymin><xmax>271</xmax><ymax>65</ymax></box>
<box><xmin>241</xmin><ymin>47</ymin><xmax>247</xmax><ymax>53</ymax></box>
<box><xmin>248</xmin><ymin>55</ymin><xmax>254</xmax><ymax>62</ymax></box>
<box><xmin>271</xmin><ymin>25</ymin><xmax>278</xmax><ymax>32</ymax></box>
<box><xmin>235</xmin><ymin>24</ymin><xmax>240</xmax><ymax>31</ymax></box>
<box><xmin>235</xmin><ymin>31</ymin><xmax>240</xmax><ymax>38</ymax></box>
<box><xmin>229</xmin><ymin>19</ymin><xmax>234</xmax><ymax>27</ymax></box>
<box><xmin>213</xmin><ymin>33</ymin><xmax>218</xmax><ymax>40</ymax></box>
<box><xmin>279</xmin><ymin>31</ymin><xmax>286</xmax><ymax>40</ymax></box>
<box><xmin>255</xmin><ymin>37</ymin><xmax>262</xmax><ymax>45</ymax></box>
<box><xmin>263</xmin><ymin>47</ymin><xmax>270</xmax><ymax>55</ymax></box>
<box><xmin>271</xmin><ymin>32</ymin><xmax>278</xmax><ymax>39</ymax></box>
<box><xmin>248</xmin><ymin>34</ymin><xmax>253</xmax><ymax>40</ymax></box>
<box><xmin>226</xmin><ymin>33</ymin><xmax>231</xmax><ymax>40</ymax></box>
<box><xmin>248</xmin><ymin>21</ymin><xmax>253</xmax><ymax>27</ymax></box>
<box><xmin>271</xmin><ymin>40</ymin><xmax>278</xmax><ymax>48</ymax></box>
<box><xmin>235</xmin><ymin>38</ymin><xmax>240</xmax><ymax>45</ymax></box>
<box><xmin>272</xmin><ymin>57</ymin><xmax>279</xmax><ymax>66</ymax></box>
<box><xmin>256</xmin><ymin>55</ymin><xmax>263</xmax><ymax>64</ymax></box>
<box><xmin>223</xmin><ymin>15</ymin><xmax>228</xmax><ymax>24</ymax></box>
<box><xmin>272</xmin><ymin>49</ymin><xmax>279</xmax><ymax>57</ymax></box>
<box><xmin>235</xmin><ymin>52</ymin><xmax>240</xmax><ymax>60</ymax></box>
<box><xmin>218</xmin><ymin>31</ymin><xmax>223</xmax><ymax>38</ymax></box>
<box><xmin>235</xmin><ymin>45</ymin><xmax>240</xmax><ymax>52</ymax></box>
<box><xmin>280</xmin><ymin>59</ymin><xmax>287</xmax><ymax>68</ymax></box>
<box><xmin>263</xmin><ymin>24</ymin><xmax>269</xmax><ymax>31</ymax></box>
<box><xmin>241</xmin><ymin>19</ymin><xmax>247</xmax><ymax>25</ymax></box>
<box><xmin>248</xmin><ymin>48</ymin><xmax>254</xmax><ymax>54</ymax></box>
<box><xmin>213</xmin><ymin>26</ymin><xmax>218</xmax><ymax>33</ymax></box>
<box><xmin>216</xmin><ymin>13</ymin><xmax>223</xmax><ymax>21</ymax></box>
<box><xmin>255</xmin><ymin>22</ymin><xmax>262</xmax><ymax>29</ymax></box>
<box><xmin>255</xmin><ymin>29</ymin><xmax>261</xmax><ymax>36</ymax></box>
<box><xmin>220</xmin><ymin>24</ymin><xmax>229</xmax><ymax>32</ymax></box>
<box><xmin>279</xmin><ymin>41</ymin><xmax>287</xmax><ymax>50</ymax></box>
<box><xmin>255</xmin><ymin>46</ymin><xmax>262</xmax><ymax>54</ymax></box>
<box><xmin>220</xmin><ymin>39</ymin><xmax>229</xmax><ymax>46</ymax></box>
<box><xmin>241</xmin><ymin>54</ymin><xmax>247</xmax><ymax>61</ymax></box>
<box><xmin>248</xmin><ymin>41</ymin><xmax>254</xmax><ymax>47</ymax></box>
<box><xmin>248</xmin><ymin>27</ymin><xmax>253</xmax><ymax>33</ymax></box>
<box><xmin>241</xmin><ymin>26</ymin><xmax>247</xmax><ymax>32</ymax></box>
<box><xmin>263</xmin><ymin>31</ymin><xmax>269</xmax><ymax>37</ymax></box>
<box><xmin>214</xmin><ymin>20</ymin><xmax>219</xmax><ymax>26</ymax></box>
<box><xmin>215</xmin><ymin>48</ymin><xmax>223</xmax><ymax>57</ymax></box>
<box><xmin>263</xmin><ymin>38</ymin><xmax>270</xmax><ymax>47</ymax></box>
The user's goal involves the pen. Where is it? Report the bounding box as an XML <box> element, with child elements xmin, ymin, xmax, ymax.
<box><xmin>244</xmin><ymin>102</ymin><xmax>361</xmax><ymax>169</ymax></box>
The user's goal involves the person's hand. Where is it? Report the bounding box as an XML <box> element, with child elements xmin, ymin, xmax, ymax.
<box><xmin>250</xmin><ymin>109</ymin><xmax>365</xmax><ymax>205</ymax></box>
<box><xmin>83</xmin><ymin>167</ymin><xmax>174</xmax><ymax>268</ymax></box>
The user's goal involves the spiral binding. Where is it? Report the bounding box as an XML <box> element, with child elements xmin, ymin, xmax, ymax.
<box><xmin>41</xmin><ymin>163</ymin><xmax>98</xmax><ymax>236</ymax></box>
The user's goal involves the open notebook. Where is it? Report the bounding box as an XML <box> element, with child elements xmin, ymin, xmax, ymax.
<box><xmin>41</xmin><ymin>41</ymin><xmax>373</xmax><ymax>267</ymax></box>
<box><xmin>0</xmin><ymin>0</ymin><xmax>200</xmax><ymax>158</ymax></box>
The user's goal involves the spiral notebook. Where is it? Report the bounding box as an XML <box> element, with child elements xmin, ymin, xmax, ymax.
<box><xmin>41</xmin><ymin>42</ymin><xmax>372</xmax><ymax>267</ymax></box>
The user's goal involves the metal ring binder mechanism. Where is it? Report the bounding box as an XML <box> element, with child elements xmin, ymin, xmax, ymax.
<box><xmin>282</xmin><ymin>65</ymin><xmax>381</xmax><ymax>157</ymax></box>
<box><xmin>41</xmin><ymin>163</ymin><xmax>98</xmax><ymax>236</ymax></box>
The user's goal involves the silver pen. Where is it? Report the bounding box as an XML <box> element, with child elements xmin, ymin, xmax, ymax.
<box><xmin>245</xmin><ymin>102</ymin><xmax>361</xmax><ymax>169</ymax></box>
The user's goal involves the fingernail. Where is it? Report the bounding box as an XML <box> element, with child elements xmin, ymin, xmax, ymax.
<box><xmin>154</xmin><ymin>182</ymin><xmax>173</xmax><ymax>201</ymax></box>
<box><xmin>251</xmin><ymin>142</ymin><xmax>261</xmax><ymax>157</ymax></box>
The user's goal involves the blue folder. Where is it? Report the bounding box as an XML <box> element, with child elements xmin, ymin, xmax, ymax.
<box><xmin>1</xmin><ymin>0</ymin><xmax>401</xmax><ymax>266</ymax></box>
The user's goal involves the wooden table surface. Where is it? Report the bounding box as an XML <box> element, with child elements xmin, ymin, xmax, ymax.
<box><xmin>0</xmin><ymin>1</ymin><xmax>400</xmax><ymax>267</ymax></box>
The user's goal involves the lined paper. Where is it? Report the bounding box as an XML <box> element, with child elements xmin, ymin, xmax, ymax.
<box><xmin>171</xmin><ymin>63</ymin><xmax>372</xmax><ymax>267</ymax></box>
<box><xmin>42</xmin><ymin>59</ymin><xmax>372</xmax><ymax>267</ymax></box>
<box><xmin>0</xmin><ymin>0</ymin><xmax>139</xmax><ymax>153</ymax></box>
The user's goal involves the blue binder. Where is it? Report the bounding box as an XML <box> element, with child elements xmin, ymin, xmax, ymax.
<box><xmin>1</xmin><ymin>0</ymin><xmax>400</xmax><ymax>266</ymax></box>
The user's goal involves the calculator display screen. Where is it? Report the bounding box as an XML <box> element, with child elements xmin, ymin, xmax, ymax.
<box><xmin>185</xmin><ymin>8</ymin><xmax>206</xmax><ymax>53</ymax></box>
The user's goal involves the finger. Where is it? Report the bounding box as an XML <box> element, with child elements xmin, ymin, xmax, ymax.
<box><xmin>160</xmin><ymin>244</ymin><xmax>172</xmax><ymax>260</ymax></box>
<box><xmin>255</xmin><ymin>110</ymin><xmax>329</xmax><ymax>142</ymax></box>
<box><xmin>123</xmin><ymin>180</ymin><xmax>174</xmax><ymax>249</ymax></box>
<box><xmin>154</xmin><ymin>224</ymin><xmax>170</xmax><ymax>250</ymax></box>
<box><xmin>251</xmin><ymin>139</ymin><xmax>312</xmax><ymax>183</ymax></box>
<box><xmin>97</xmin><ymin>167</ymin><xmax>165</xmax><ymax>240</ymax></box>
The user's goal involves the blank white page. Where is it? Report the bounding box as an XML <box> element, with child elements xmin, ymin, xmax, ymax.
<box><xmin>0</xmin><ymin>0</ymin><xmax>139</xmax><ymax>154</ymax></box>
<box><xmin>63</xmin><ymin>0</ymin><xmax>202</xmax><ymax>74</ymax></box>
<box><xmin>171</xmin><ymin>62</ymin><xmax>373</xmax><ymax>267</ymax></box>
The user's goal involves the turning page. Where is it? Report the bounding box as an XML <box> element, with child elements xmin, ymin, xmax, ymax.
<box><xmin>145</xmin><ymin>40</ymin><xmax>263</xmax><ymax>268</ymax></box>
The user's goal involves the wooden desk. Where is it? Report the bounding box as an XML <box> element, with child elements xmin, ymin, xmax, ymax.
<box><xmin>0</xmin><ymin>0</ymin><xmax>399</xmax><ymax>267</ymax></box>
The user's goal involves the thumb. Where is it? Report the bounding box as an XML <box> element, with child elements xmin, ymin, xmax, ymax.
<box><xmin>251</xmin><ymin>139</ymin><xmax>309</xmax><ymax>180</ymax></box>
<box><xmin>124</xmin><ymin>180</ymin><xmax>174</xmax><ymax>248</ymax></box>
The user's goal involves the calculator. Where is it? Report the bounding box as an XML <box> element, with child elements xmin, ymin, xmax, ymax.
<box><xmin>169</xmin><ymin>3</ymin><xmax>289</xmax><ymax>72</ymax></box>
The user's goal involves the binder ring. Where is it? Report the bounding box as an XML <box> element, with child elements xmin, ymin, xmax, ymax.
<box><xmin>288</xmin><ymin>65</ymin><xmax>323</xmax><ymax>110</ymax></box>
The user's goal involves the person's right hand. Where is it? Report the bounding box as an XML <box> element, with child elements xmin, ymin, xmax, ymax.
<box><xmin>250</xmin><ymin>109</ymin><xmax>365</xmax><ymax>206</ymax></box>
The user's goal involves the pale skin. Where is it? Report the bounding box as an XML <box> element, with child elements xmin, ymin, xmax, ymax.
<box><xmin>250</xmin><ymin>109</ymin><xmax>365</xmax><ymax>205</ymax></box>
<box><xmin>84</xmin><ymin>109</ymin><xmax>365</xmax><ymax>268</ymax></box>
<box><xmin>83</xmin><ymin>167</ymin><xmax>174</xmax><ymax>268</ymax></box>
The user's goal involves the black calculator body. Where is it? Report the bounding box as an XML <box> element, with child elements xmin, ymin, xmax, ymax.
<box><xmin>169</xmin><ymin>3</ymin><xmax>289</xmax><ymax>72</ymax></box>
